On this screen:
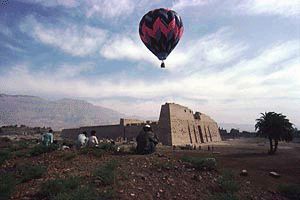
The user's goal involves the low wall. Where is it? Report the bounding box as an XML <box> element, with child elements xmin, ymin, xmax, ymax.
<box><xmin>61</xmin><ymin>123</ymin><xmax>159</xmax><ymax>141</ymax></box>
<box><xmin>61</xmin><ymin>125</ymin><xmax>123</xmax><ymax>140</ymax></box>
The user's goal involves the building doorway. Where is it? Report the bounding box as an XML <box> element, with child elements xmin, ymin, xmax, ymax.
<box><xmin>198</xmin><ymin>125</ymin><xmax>204</xmax><ymax>143</ymax></box>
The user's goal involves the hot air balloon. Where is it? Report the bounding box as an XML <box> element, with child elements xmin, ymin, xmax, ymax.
<box><xmin>139</xmin><ymin>8</ymin><xmax>184</xmax><ymax>68</ymax></box>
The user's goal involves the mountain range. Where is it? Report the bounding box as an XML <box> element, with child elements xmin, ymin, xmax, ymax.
<box><xmin>0</xmin><ymin>94</ymin><xmax>124</xmax><ymax>130</ymax></box>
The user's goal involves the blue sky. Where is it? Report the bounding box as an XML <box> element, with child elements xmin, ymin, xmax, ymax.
<box><xmin>0</xmin><ymin>0</ymin><xmax>299</xmax><ymax>127</ymax></box>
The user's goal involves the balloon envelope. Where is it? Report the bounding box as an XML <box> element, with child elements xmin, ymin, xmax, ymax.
<box><xmin>139</xmin><ymin>8</ymin><xmax>184</xmax><ymax>61</ymax></box>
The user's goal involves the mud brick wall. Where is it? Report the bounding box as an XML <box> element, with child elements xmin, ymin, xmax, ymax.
<box><xmin>61</xmin><ymin>125</ymin><xmax>123</xmax><ymax>140</ymax></box>
<box><xmin>80</xmin><ymin>125</ymin><xmax>124</xmax><ymax>140</ymax></box>
<box><xmin>120</xmin><ymin>118</ymin><xmax>145</xmax><ymax>126</ymax></box>
<box><xmin>60</xmin><ymin>128</ymin><xmax>80</xmax><ymax>140</ymax></box>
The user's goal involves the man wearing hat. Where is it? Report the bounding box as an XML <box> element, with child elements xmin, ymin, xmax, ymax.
<box><xmin>136</xmin><ymin>124</ymin><xmax>159</xmax><ymax>154</ymax></box>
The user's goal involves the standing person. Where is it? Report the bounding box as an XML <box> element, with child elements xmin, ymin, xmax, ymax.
<box><xmin>77</xmin><ymin>131</ymin><xmax>88</xmax><ymax>149</ymax></box>
<box><xmin>42</xmin><ymin>129</ymin><xmax>54</xmax><ymax>146</ymax></box>
<box><xmin>136</xmin><ymin>125</ymin><xmax>158</xmax><ymax>154</ymax></box>
<box><xmin>88</xmin><ymin>130</ymin><xmax>99</xmax><ymax>147</ymax></box>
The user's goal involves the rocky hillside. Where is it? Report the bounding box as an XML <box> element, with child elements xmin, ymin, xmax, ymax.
<box><xmin>0</xmin><ymin>94</ymin><xmax>124</xmax><ymax>130</ymax></box>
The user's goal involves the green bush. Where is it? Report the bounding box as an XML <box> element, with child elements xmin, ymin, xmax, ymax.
<box><xmin>0</xmin><ymin>137</ymin><xmax>11</xmax><ymax>143</ymax></box>
<box><xmin>210</xmin><ymin>170</ymin><xmax>240</xmax><ymax>200</ymax></box>
<box><xmin>278</xmin><ymin>184</ymin><xmax>300</xmax><ymax>200</ymax></box>
<box><xmin>61</xmin><ymin>152</ymin><xmax>77</xmax><ymax>161</ymax></box>
<box><xmin>98</xmin><ymin>188</ymin><xmax>116</xmax><ymax>200</ymax></box>
<box><xmin>93</xmin><ymin>160</ymin><xmax>118</xmax><ymax>185</ymax></box>
<box><xmin>17</xmin><ymin>164</ymin><xmax>47</xmax><ymax>183</ymax></box>
<box><xmin>181</xmin><ymin>156</ymin><xmax>217</xmax><ymax>170</ymax></box>
<box><xmin>79</xmin><ymin>147</ymin><xmax>105</xmax><ymax>157</ymax></box>
<box><xmin>218</xmin><ymin>170</ymin><xmax>239</xmax><ymax>194</ymax></box>
<box><xmin>79</xmin><ymin>147</ymin><xmax>90</xmax><ymax>155</ymax></box>
<box><xmin>98</xmin><ymin>143</ymin><xmax>117</xmax><ymax>152</ymax></box>
<box><xmin>0</xmin><ymin>137</ymin><xmax>13</xmax><ymax>150</ymax></box>
<box><xmin>0</xmin><ymin>173</ymin><xmax>16</xmax><ymax>199</ymax></box>
<box><xmin>40</xmin><ymin>177</ymin><xmax>104</xmax><ymax>200</ymax></box>
<box><xmin>13</xmin><ymin>150</ymin><xmax>30</xmax><ymax>158</ymax></box>
<box><xmin>92</xmin><ymin>148</ymin><xmax>105</xmax><ymax>157</ymax></box>
<box><xmin>10</xmin><ymin>141</ymin><xmax>30</xmax><ymax>151</ymax></box>
<box><xmin>154</xmin><ymin>161</ymin><xmax>174</xmax><ymax>170</ymax></box>
<box><xmin>52</xmin><ymin>186</ymin><xmax>98</xmax><ymax>200</ymax></box>
<box><xmin>0</xmin><ymin>150</ymin><xmax>11</xmax><ymax>165</ymax></box>
<box><xmin>30</xmin><ymin>144</ymin><xmax>58</xmax><ymax>156</ymax></box>
<box><xmin>40</xmin><ymin>177</ymin><xmax>81</xmax><ymax>199</ymax></box>
<box><xmin>210</xmin><ymin>193</ymin><xmax>239</xmax><ymax>200</ymax></box>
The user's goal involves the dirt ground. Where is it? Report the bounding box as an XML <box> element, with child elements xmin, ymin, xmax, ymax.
<box><xmin>1</xmin><ymin>137</ymin><xmax>299</xmax><ymax>200</ymax></box>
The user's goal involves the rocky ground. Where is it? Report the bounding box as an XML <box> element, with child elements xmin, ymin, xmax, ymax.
<box><xmin>0</xmin><ymin>137</ymin><xmax>299</xmax><ymax>200</ymax></box>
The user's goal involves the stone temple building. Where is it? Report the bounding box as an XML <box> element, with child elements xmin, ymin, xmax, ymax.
<box><xmin>61</xmin><ymin>103</ymin><xmax>221</xmax><ymax>146</ymax></box>
<box><xmin>158</xmin><ymin>103</ymin><xmax>221</xmax><ymax>146</ymax></box>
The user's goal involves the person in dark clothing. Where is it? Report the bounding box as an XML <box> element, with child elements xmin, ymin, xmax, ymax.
<box><xmin>136</xmin><ymin>124</ymin><xmax>158</xmax><ymax>154</ymax></box>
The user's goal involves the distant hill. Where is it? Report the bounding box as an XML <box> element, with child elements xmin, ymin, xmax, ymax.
<box><xmin>0</xmin><ymin>94</ymin><xmax>124</xmax><ymax>130</ymax></box>
<box><xmin>218</xmin><ymin>123</ymin><xmax>255</xmax><ymax>132</ymax></box>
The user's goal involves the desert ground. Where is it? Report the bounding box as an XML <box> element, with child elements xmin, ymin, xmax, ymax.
<box><xmin>1</xmin><ymin>137</ymin><xmax>299</xmax><ymax>200</ymax></box>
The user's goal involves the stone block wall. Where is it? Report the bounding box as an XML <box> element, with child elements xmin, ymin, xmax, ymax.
<box><xmin>194</xmin><ymin>113</ymin><xmax>221</xmax><ymax>143</ymax></box>
<box><xmin>157</xmin><ymin>103</ymin><xmax>221</xmax><ymax>146</ymax></box>
<box><xmin>158</xmin><ymin>103</ymin><xmax>172</xmax><ymax>145</ymax></box>
<box><xmin>169</xmin><ymin>103</ymin><xmax>196</xmax><ymax>146</ymax></box>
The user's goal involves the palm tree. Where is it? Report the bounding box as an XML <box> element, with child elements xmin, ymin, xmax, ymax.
<box><xmin>255</xmin><ymin>112</ymin><xmax>294</xmax><ymax>154</ymax></box>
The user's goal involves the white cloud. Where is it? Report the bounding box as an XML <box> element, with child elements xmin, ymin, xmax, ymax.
<box><xmin>22</xmin><ymin>0</ymin><xmax>136</xmax><ymax>19</ymax></box>
<box><xmin>4</xmin><ymin>43</ymin><xmax>25</xmax><ymax>53</ymax></box>
<box><xmin>22</xmin><ymin>16</ymin><xmax>107</xmax><ymax>57</ymax></box>
<box><xmin>21</xmin><ymin>0</ymin><xmax>79</xmax><ymax>8</ymax></box>
<box><xmin>100</xmin><ymin>34</ymin><xmax>157</xmax><ymax>64</ymax></box>
<box><xmin>0</xmin><ymin>24</ymin><xmax>12</xmax><ymax>37</ymax></box>
<box><xmin>85</xmin><ymin>0</ymin><xmax>135</xmax><ymax>19</ymax></box>
<box><xmin>222</xmin><ymin>40</ymin><xmax>300</xmax><ymax>85</ymax></box>
<box><xmin>237</xmin><ymin>0</ymin><xmax>300</xmax><ymax>17</ymax></box>
<box><xmin>55</xmin><ymin>63</ymin><xmax>95</xmax><ymax>78</ymax></box>
<box><xmin>171</xmin><ymin>0</ymin><xmax>300</xmax><ymax>18</ymax></box>
<box><xmin>172</xmin><ymin>0</ymin><xmax>210</xmax><ymax>10</ymax></box>
<box><xmin>167</xmin><ymin>28</ymin><xmax>247</xmax><ymax>71</ymax></box>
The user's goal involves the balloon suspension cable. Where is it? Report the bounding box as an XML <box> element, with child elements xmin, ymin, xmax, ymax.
<box><xmin>161</xmin><ymin>61</ymin><xmax>165</xmax><ymax>68</ymax></box>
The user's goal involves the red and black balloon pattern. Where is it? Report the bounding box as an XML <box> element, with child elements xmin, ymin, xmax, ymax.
<box><xmin>139</xmin><ymin>8</ymin><xmax>184</xmax><ymax>68</ymax></box>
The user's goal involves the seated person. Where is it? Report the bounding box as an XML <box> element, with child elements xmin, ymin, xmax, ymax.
<box><xmin>77</xmin><ymin>131</ymin><xmax>88</xmax><ymax>148</ymax></box>
<box><xmin>42</xmin><ymin>129</ymin><xmax>54</xmax><ymax>146</ymax></box>
<box><xmin>59</xmin><ymin>142</ymin><xmax>70</xmax><ymax>150</ymax></box>
<box><xmin>136</xmin><ymin>125</ymin><xmax>158</xmax><ymax>154</ymax></box>
<box><xmin>88</xmin><ymin>130</ymin><xmax>99</xmax><ymax>147</ymax></box>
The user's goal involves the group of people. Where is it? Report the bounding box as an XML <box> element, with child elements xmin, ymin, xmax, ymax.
<box><xmin>40</xmin><ymin>124</ymin><xmax>159</xmax><ymax>155</ymax></box>
<box><xmin>77</xmin><ymin>130</ymin><xmax>99</xmax><ymax>148</ymax></box>
<box><xmin>40</xmin><ymin>129</ymin><xmax>99</xmax><ymax>148</ymax></box>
